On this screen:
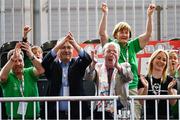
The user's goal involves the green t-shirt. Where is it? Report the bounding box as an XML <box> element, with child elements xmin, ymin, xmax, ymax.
<box><xmin>109</xmin><ymin>37</ymin><xmax>142</xmax><ymax>89</ymax></box>
<box><xmin>0</xmin><ymin>67</ymin><xmax>40</xmax><ymax>119</ymax></box>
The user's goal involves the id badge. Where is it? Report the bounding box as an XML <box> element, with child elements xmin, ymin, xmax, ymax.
<box><xmin>63</xmin><ymin>86</ymin><xmax>69</xmax><ymax>96</ymax></box>
<box><xmin>17</xmin><ymin>102</ymin><xmax>28</xmax><ymax>115</ymax></box>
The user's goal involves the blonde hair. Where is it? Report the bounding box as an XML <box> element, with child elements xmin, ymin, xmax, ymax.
<box><xmin>168</xmin><ymin>50</ymin><xmax>179</xmax><ymax>76</ymax></box>
<box><xmin>112</xmin><ymin>22</ymin><xmax>132</xmax><ymax>39</ymax></box>
<box><xmin>31</xmin><ymin>46</ymin><xmax>43</xmax><ymax>54</ymax></box>
<box><xmin>147</xmin><ymin>49</ymin><xmax>169</xmax><ymax>83</ymax></box>
<box><xmin>168</xmin><ymin>50</ymin><xmax>178</xmax><ymax>56</ymax></box>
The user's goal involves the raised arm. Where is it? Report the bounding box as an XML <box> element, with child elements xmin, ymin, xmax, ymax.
<box><xmin>21</xmin><ymin>42</ymin><xmax>44</xmax><ymax>76</ymax></box>
<box><xmin>99</xmin><ymin>3</ymin><xmax>109</xmax><ymax>46</ymax></box>
<box><xmin>0</xmin><ymin>43</ymin><xmax>21</xmax><ymax>82</ymax></box>
<box><xmin>68</xmin><ymin>32</ymin><xmax>82</xmax><ymax>53</ymax></box>
<box><xmin>23</xmin><ymin>25</ymin><xmax>32</xmax><ymax>42</ymax></box>
<box><xmin>51</xmin><ymin>34</ymin><xmax>71</xmax><ymax>54</ymax></box>
<box><xmin>84</xmin><ymin>50</ymin><xmax>98</xmax><ymax>81</ymax></box>
<box><xmin>139</xmin><ymin>4</ymin><xmax>156</xmax><ymax>49</ymax></box>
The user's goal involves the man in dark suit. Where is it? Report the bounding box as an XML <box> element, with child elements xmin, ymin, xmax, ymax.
<box><xmin>41</xmin><ymin>32</ymin><xmax>92</xmax><ymax>119</ymax></box>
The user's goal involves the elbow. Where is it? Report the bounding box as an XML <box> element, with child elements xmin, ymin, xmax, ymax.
<box><xmin>145</xmin><ymin>32</ymin><xmax>152</xmax><ymax>40</ymax></box>
<box><xmin>99</xmin><ymin>31</ymin><xmax>107</xmax><ymax>37</ymax></box>
<box><xmin>0</xmin><ymin>75</ymin><xmax>7</xmax><ymax>82</ymax></box>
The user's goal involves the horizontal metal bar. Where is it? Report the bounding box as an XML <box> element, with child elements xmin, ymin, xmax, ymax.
<box><xmin>0</xmin><ymin>95</ymin><xmax>180</xmax><ymax>102</ymax></box>
<box><xmin>129</xmin><ymin>95</ymin><xmax>180</xmax><ymax>100</ymax></box>
<box><xmin>0</xmin><ymin>96</ymin><xmax>119</xmax><ymax>102</ymax></box>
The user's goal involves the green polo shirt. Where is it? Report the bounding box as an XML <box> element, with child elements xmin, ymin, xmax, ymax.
<box><xmin>0</xmin><ymin>67</ymin><xmax>40</xmax><ymax>119</ymax></box>
<box><xmin>109</xmin><ymin>37</ymin><xmax>142</xmax><ymax>89</ymax></box>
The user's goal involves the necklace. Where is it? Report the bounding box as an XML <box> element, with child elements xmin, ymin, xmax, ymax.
<box><xmin>150</xmin><ymin>76</ymin><xmax>162</xmax><ymax>95</ymax></box>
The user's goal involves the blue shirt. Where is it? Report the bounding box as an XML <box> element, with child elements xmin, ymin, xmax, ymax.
<box><xmin>59</xmin><ymin>62</ymin><xmax>69</xmax><ymax>111</ymax></box>
<box><xmin>50</xmin><ymin>48</ymin><xmax>85</xmax><ymax>111</ymax></box>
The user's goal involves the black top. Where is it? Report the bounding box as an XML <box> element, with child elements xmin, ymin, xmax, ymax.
<box><xmin>138</xmin><ymin>75</ymin><xmax>177</xmax><ymax>119</ymax></box>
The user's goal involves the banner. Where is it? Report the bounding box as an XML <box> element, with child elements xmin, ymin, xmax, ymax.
<box><xmin>81</xmin><ymin>40</ymin><xmax>180</xmax><ymax>75</ymax></box>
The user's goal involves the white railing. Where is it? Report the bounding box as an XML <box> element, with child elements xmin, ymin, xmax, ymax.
<box><xmin>0</xmin><ymin>95</ymin><xmax>180</xmax><ymax>120</ymax></box>
<box><xmin>0</xmin><ymin>96</ymin><xmax>119</xmax><ymax>120</ymax></box>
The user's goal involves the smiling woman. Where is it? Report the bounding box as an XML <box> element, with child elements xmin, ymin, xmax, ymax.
<box><xmin>138</xmin><ymin>49</ymin><xmax>177</xmax><ymax>119</ymax></box>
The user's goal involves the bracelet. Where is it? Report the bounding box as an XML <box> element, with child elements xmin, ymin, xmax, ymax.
<box><xmin>30</xmin><ymin>55</ymin><xmax>35</xmax><ymax>61</ymax></box>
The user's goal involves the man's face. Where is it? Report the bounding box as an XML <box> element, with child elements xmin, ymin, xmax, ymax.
<box><xmin>104</xmin><ymin>45</ymin><xmax>118</xmax><ymax>68</ymax></box>
<box><xmin>115</xmin><ymin>29</ymin><xmax>130</xmax><ymax>44</ymax></box>
<box><xmin>59</xmin><ymin>42</ymin><xmax>73</xmax><ymax>63</ymax></box>
<box><xmin>12</xmin><ymin>55</ymin><xmax>24</xmax><ymax>75</ymax></box>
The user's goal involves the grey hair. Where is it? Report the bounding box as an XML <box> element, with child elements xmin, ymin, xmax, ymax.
<box><xmin>7</xmin><ymin>49</ymin><xmax>24</xmax><ymax>60</ymax></box>
<box><xmin>103</xmin><ymin>42</ymin><xmax>120</xmax><ymax>56</ymax></box>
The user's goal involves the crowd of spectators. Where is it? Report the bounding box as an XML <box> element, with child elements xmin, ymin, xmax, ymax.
<box><xmin>0</xmin><ymin>2</ymin><xmax>179</xmax><ymax>119</ymax></box>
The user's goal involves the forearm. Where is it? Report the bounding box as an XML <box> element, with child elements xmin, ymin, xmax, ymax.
<box><xmin>99</xmin><ymin>13</ymin><xmax>108</xmax><ymax>46</ymax></box>
<box><xmin>145</xmin><ymin>15</ymin><xmax>152</xmax><ymax>38</ymax></box>
<box><xmin>0</xmin><ymin>59</ymin><xmax>14</xmax><ymax>81</ymax></box>
<box><xmin>139</xmin><ymin>87</ymin><xmax>148</xmax><ymax>95</ymax></box>
<box><xmin>30</xmin><ymin>56</ymin><xmax>44</xmax><ymax>75</ymax></box>
<box><xmin>139</xmin><ymin>15</ymin><xmax>153</xmax><ymax>48</ymax></box>
<box><xmin>52</xmin><ymin>45</ymin><xmax>60</xmax><ymax>54</ymax></box>
<box><xmin>99</xmin><ymin>13</ymin><xmax>107</xmax><ymax>36</ymax></box>
<box><xmin>72</xmin><ymin>42</ymin><xmax>81</xmax><ymax>53</ymax></box>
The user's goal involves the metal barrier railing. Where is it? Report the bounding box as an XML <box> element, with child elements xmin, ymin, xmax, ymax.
<box><xmin>129</xmin><ymin>95</ymin><xmax>180</xmax><ymax>120</ymax></box>
<box><xmin>0</xmin><ymin>96</ymin><xmax>119</xmax><ymax>120</ymax></box>
<box><xmin>0</xmin><ymin>95</ymin><xmax>180</xmax><ymax>120</ymax></box>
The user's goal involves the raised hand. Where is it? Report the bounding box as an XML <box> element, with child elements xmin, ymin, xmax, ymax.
<box><xmin>101</xmin><ymin>3</ymin><xmax>108</xmax><ymax>14</ymax></box>
<box><xmin>168</xmin><ymin>79</ymin><xmax>177</xmax><ymax>91</ymax></box>
<box><xmin>10</xmin><ymin>42</ymin><xmax>22</xmax><ymax>61</ymax></box>
<box><xmin>140</xmin><ymin>75</ymin><xmax>149</xmax><ymax>89</ymax></box>
<box><xmin>67</xmin><ymin>32</ymin><xmax>82</xmax><ymax>52</ymax></box>
<box><xmin>24</xmin><ymin>25</ymin><xmax>32</xmax><ymax>38</ymax></box>
<box><xmin>91</xmin><ymin>50</ymin><xmax>98</xmax><ymax>64</ymax></box>
<box><xmin>147</xmin><ymin>4</ymin><xmax>156</xmax><ymax>17</ymax></box>
<box><xmin>67</xmin><ymin>32</ymin><xmax>76</xmax><ymax>46</ymax></box>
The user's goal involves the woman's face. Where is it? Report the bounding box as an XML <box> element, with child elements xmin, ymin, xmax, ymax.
<box><xmin>169</xmin><ymin>52</ymin><xmax>178</xmax><ymax>67</ymax></box>
<box><xmin>115</xmin><ymin>29</ymin><xmax>130</xmax><ymax>45</ymax></box>
<box><xmin>152</xmin><ymin>51</ymin><xmax>167</xmax><ymax>72</ymax></box>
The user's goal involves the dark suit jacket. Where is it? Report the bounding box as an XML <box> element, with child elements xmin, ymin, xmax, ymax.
<box><xmin>41</xmin><ymin>50</ymin><xmax>92</xmax><ymax>119</ymax></box>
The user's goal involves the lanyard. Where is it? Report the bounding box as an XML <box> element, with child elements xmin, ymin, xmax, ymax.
<box><xmin>19</xmin><ymin>77</ymin><xmax>24</xmax><ymax>97</ymax></box>
<box><xmin>150</xmin><ymin>76</ymin><xmax>161</xmax><ymax>95</ymax></box>
<box><xmin>121</xmin><ymin>45</ymin><xmax>129</xmax><ymax>62</ymax></box>
<box><xmin>126</xmin><ymin>46</ymin><xmax>129</xmax><ymax>62</ymax></box>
